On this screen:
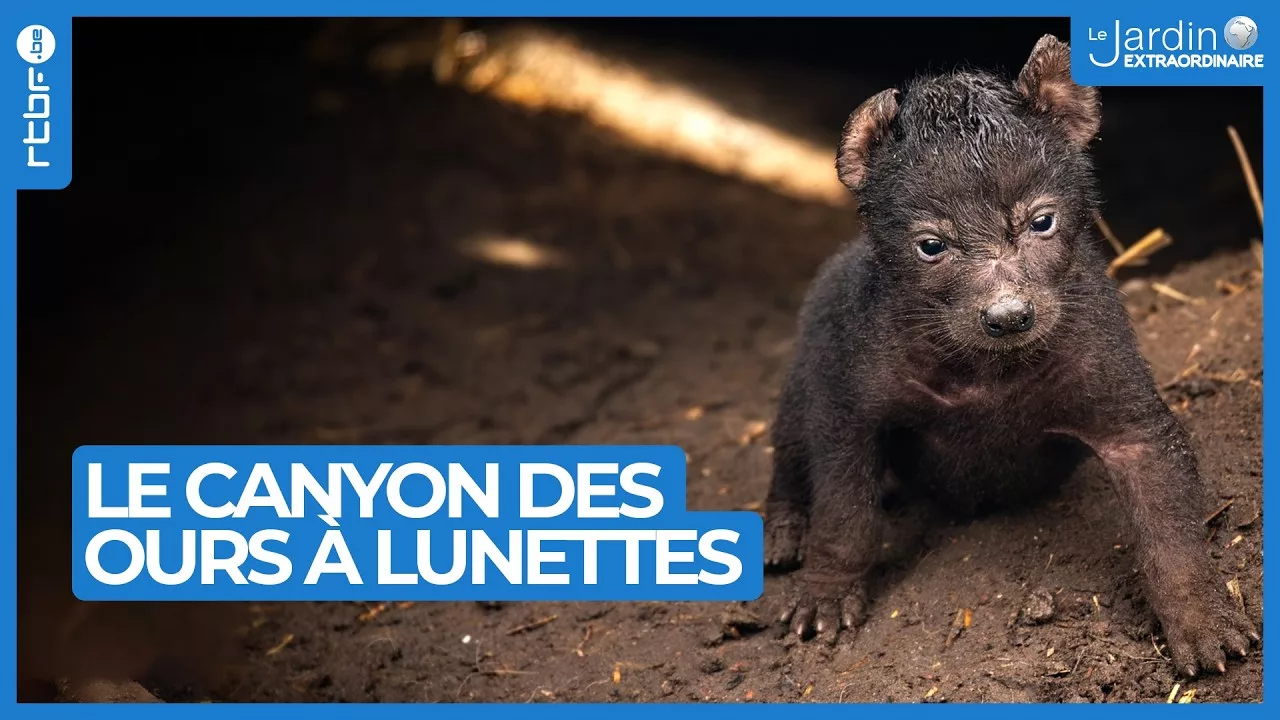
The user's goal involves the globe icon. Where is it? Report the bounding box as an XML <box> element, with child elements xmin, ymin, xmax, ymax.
<box><xmin>1224</xmin><ymin>16</ymin><xmax>1258</xmax><ymax>50</ymax></box>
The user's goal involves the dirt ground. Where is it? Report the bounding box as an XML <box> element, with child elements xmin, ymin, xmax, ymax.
<box><xmin>17</xmin><ymin>21</ymin><xmax>1262</xmax><ymax>704</ymax></box>
<box><xmin>214</xmin><ymin>250</ymin><xmax>1263</xmax><ymax>705</ymax></box>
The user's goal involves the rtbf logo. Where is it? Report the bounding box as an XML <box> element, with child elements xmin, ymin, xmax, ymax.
<box><xmin>16</xmin><ymin>24</ymin><xmax>54</xmax><ymax>168</ymax></box>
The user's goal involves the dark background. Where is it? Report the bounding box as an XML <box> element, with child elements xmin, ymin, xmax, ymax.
<box><xmin>17</xmin><ymin>18</ymin><xmax>1263</xmax><ymax>315</ymax></box>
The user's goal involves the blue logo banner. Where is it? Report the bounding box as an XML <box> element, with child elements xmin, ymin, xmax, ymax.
<box><xmin>1072</xmin><ymin>8</ymin><xmax>1271</xmax><ymax>85</ymax></box>
<box><xmin>10</xmin><ymin>16</ymin><xmax>69</xmax><ymax>189</ymax></box>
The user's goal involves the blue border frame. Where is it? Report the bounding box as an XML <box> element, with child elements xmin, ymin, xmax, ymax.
<box><xmin>1</xmin><ymin>1</ymin><xmax>1273</xmax><ymax>714</ymax></box>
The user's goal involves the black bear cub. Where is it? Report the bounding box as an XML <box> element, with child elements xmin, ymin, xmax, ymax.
<box><xmin>763</xmin><ymin>35</ymin><xmax>1258</xmax><ymax>677</ymax></box>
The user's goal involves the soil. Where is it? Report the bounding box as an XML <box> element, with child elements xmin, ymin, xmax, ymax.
<box><xmin>17</xmin><ymin>20</ymin><xmax>1263</xmax><ymax>704</ymax></box>
<box><xmin>211</xmin><ymin>248</ymin><xmax>1264</xmax><ymax>706</ymax></box>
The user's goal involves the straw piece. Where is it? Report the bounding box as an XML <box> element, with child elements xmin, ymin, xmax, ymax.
<box><xmin>1227</xmin><ymin>126</ymin><xmax>1263</xmax><ymax>226</ymax></box>
<box><xmin>1107</xmin><ymin>228</ymin><xmax>1172</xmax><ymax>277</ymax></box>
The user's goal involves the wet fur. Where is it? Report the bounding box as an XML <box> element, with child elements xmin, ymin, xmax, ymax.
<box><xmin>765</xmin><ymin>35</ymin><xmax>1258</xmax><ymax>677</ymax></box>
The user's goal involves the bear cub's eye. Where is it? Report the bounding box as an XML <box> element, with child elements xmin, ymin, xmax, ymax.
<box><xmin>917</xmin><ymin>238</ymin><xmax>948</xmax><ymax>261</ymax></box>
<box><xmin>1029</xmin><ymin>213</ymin><xmax>1056</xmax><ymax>234</ymax></box>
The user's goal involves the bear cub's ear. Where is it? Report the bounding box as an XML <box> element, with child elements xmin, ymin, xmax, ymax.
<box><xmin>836</xmin><ymin>88</ymin><xmax>899</xmax><ymax>191</ymax></box>
<box><xmin>1015</xmin><ymin>34</ymin><xmax>1101</xmax><ymax>148</ymax></box>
